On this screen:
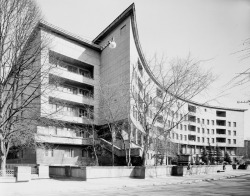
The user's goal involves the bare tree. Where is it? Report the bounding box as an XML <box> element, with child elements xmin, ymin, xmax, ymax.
<box><xmin>131</xmin><ymin>56</ymin><xmax>214</xmax><ymax>166</ymax></box>
<box><xmin>0</xmin><ymin>0</ymin><xmax>53</xmax><ymax>174</ymax></box>
<box><xmin>98</xmin><ymin>83</ymin><xmax>131</xmax><ymax>166</ymax></box>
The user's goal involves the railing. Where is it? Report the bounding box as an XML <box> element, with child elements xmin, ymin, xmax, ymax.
<box><xmin>0</xmin><ymin>169</ymin><xmax>14</xmax><ymax>177</ymax></box>
<box><xmin>6</xmin><ymin>164</ymin><xmax>37</xmax><ymax>170</ymax></box>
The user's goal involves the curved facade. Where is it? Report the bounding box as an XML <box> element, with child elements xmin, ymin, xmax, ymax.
<box><xmin>7</xmin><ymin>3</ymin><xmax>245</xmax><ymax>166</ymax></box>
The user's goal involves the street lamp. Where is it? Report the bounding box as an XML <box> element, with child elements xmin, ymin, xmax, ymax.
<box><xmin>101</xmin><ymin>37</ymin><xmax>116</xmax><ymax>50</ymax></box>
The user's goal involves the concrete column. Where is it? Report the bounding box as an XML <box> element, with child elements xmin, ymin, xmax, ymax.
<box><xmin>185</xmin><ymin>145</ymin><xmax>187</xmax><ymax>154</ymax></box>
<box><xmin>162</xmin><ymin>154</ymin><xmax>166</xmax><ymax>165</ymax></box>
<box><xmin>15</xmin><ymin>166</ymin><xmax>31</xmax><ymax>182</ymax></box>
<box><xmin>38</xmin><ymin>165</ymin><xmax>49</xmax><ymax>179</ymax></box>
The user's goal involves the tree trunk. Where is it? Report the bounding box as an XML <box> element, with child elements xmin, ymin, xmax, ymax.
<box><xmin>1</xmin><ymin>155</ymin><xmax>6</xmax><ymax>177</ymax></box>
<box><xmin>111</xmin><ymin>141</ymin><xmax>114</xmax><ymax>166</ymax></box>
<box><xmin>91</xmin><ymin>126</ymin><xmax>99</xmax><ymax>166</ymax></box>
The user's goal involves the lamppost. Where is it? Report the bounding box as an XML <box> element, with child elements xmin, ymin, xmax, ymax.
<box><xmin>101</xmin><ymin>37</ymin><xmax>116</xmax><ymax>50</ymax></box>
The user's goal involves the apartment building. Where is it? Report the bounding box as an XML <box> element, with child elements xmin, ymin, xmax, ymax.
<box><xmin>7</xmin><ymin>3</ymin><xmax>246</xmax><ymax>166</ymax></box>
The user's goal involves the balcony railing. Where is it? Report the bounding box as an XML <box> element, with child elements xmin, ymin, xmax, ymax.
<box><xmin>50</xmin><ymin>91</ymin><xmax>95</xmax><ymax>106</ymax></box>
<box><xmin>50</xmin><ymin>68</ymin><xmax>95</xmax><ymax>86</ymax></box>
<box><xmin>35</xmin><ymin>134</ymin><xmax>93</xmax><ymax>145</ymax></box>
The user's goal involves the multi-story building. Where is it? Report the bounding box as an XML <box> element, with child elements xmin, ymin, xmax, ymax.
<box><xmin>7</xmin><ymin>3</ymin><xmax>246</xmax><ymax>166</ymax></box>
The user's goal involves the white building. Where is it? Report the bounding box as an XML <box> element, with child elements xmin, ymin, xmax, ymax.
<box><xmin>7</xmin><ymin>3</ymin><xmax>246</xmax><ymax>166</ymax></box>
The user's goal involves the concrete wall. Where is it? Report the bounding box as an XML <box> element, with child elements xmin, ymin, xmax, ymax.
<box><xmin>49</xmin><ymin>165</ymin><xmax>233</xmax><ymax>180</ymax></box>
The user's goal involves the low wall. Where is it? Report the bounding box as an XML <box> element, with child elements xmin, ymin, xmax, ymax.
<box><xmin>49</xmin><ymin>164</ymin><xmax>238</xmax><ymax>180</ymax></box>
<box><xmin>134</xmin><ymin>166</ymin><xmax>174</xmax><ymax>178</ymax></box>
<box><xmin>183</xmin><ymin>165</ymin><xmax>222</xmax><ymax>176</ymax></box>
<box><xmin>87</xmin><ymin>166</ymin><xmax>135</xmax><ymax>179</ymax></box>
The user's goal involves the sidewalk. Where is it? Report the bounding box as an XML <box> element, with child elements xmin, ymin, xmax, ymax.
<box><xmin>0</xmin><ymin>170</ymin><xmax>249</xmax><ymax>196</ymax></box>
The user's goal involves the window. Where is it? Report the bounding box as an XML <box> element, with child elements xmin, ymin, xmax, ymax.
<box><xmin>79</xmin><ymin>88</ymin><xmax>93</xmax><ymax>98</ymax></box>
<box><xmin>207</xmin><ymin>120</ymin><xmax>209</xmax><ymax>125</ymax></box>
<box><xmin>184</xmin><ymin>135</ymin><xmax>187</xmax><ymax>141</ymax></box>
<box><xmin>233</xmin><ymin>139</ymin><xmax>236</xmax><ymax>144</ymax></box>
<box><xmin>79</xmin><ymin>108</ymin><xmax>88</xmax><ymax>118</ymax></box>
<box><xmin>82</xmin><ymin>149</ymin><xmax>89</xmax><ymax>157</ymax></box>
<box><xmin>202</xmin><ymin>137</ymin><xmax>205</xmax><ymax>143</ymax></box>
<box><xmin>133</xmin><ymin>106</ymin><xmax>138</xmax><ymax>120</ymax></box>
<box><xmin>197</xmin><ymin>137</ymin><xmax>200</xmax><ymax>142</ymax></box>
<box><xmin>172</xmin><ymin>133</ymin><xmax>175</xmax><ymax>139</ymax></box>
<box><xmin>228</xmin><ymin>122</ymin><xmax>231</xmax><ymax>127</ymax></box>
<box><xmin>188</xmin><ymin>125</ymin><xmax>196</xmax><ymax>131</ymax></box>
<box><xmin>212</xmin><ymin>129</ymin><xmax>214</xmax><ymax>134</ymax></box>
<box><xmin>68</xmin><ymin>65</ymin><xmax>78</xmax><ymax>73</ymax></box>
<box><xmin>212</xmin><ymin>120</ymin><xmax>214</xmax><ymax>125</ymax></box>
<box><xmin>212</xmin><ymin>138</ymin><xmax>215</xmax><ymax>143</ymax></box>
<box><xmin>188</xmin><ymin>105</ymin><xmax>196</xmax><ymax>113</ymax></box>
<box><xmin>228</xmin><ymin>139</ymin><xmax>231</xmax><ymax>144</ymax></box>
<box><xmin>79</xmin><ymin>68</ymin><xmax>91</xmax><ymax>78</ymax></box>
<box><xmin>197</xmin><ymin>118</ymin><xmax>200</xmax><ymax>123</ymax></box>
<box><xmin>157</xmin><ymin>115</ymin><xmax>163</xmax><ymax>123</ymax></box>
<box><xmin>138</xmin><ymin>78</ymin><xmax>143</xmax><ymax>92</ymax></box>
<box><xmin>176</xmin><ymin>134</ymin><xmax>179</xmax><ymax>140</ymax></box>
<box><xmin>202</xmin><ymin>119</ymin><xmax>204</xmax><ymax>124</ymax></box>
<box><xmin>207</xmin><ymin>138</ymin><xmax>210</xmax><ymax>143</ymax></box>
<box><xmin>45</xmin><ymin>149</ymin><xmax>53</xmax><ymax>157</ymax></box>
<box><xmin>184</xmin><ymin>125</ymin><xmax>187</xmax><ymax>131</ymax></box>
<box><xmin>233</xmin><ymin>122</ymin><xmax>236</xmax><ymax>127</ymax></box>
<box><xmin>180</xmin><ymin>134</ymin><xmax>183</xmax><ymax>140</ymax></box>
<box><xmin>65</xmin><ymin>149</ymin><xmax>74</xmax><ymax>157</ymax></box>
<box><xmin>156</xmin><ymin>88</ymin><xmax>163</xmax><ymax>98</ymax></box>
<box><xmin>198</xmin><ymin>127</ymin><xmax>200</xmax><ymax>133</ymax></box>
<box><xmin>228</xmin><ymin>130</ymin><xmax>231</xmax><ymax>135</ymax></box>
<box><xmin>216</xmin><ymin>111</ymin><xmax>226</xmax><ymax>117</ymax></box>
<box><xmin>180</xmin><ymin>124</ymin><xmax>183</xmax><ymax>130</ymax></box>
<box><xmin>233</xmin><ymin>131</ymin><xmax>236</xmax><ymax>136</ymax></box>
<box><xmin>76</xmin><ymin>130</ymin><xmax>84</xmax><ymax>137</ymax></box>
<box><xmin>207</xmin><ymin>129</ymin><xmax>210</xmax><ymax>134</ymax></box>
<box><xmin>202</xmin><ymin>128</ymin><xmax>205</xmax><ymax>134</ymax></box>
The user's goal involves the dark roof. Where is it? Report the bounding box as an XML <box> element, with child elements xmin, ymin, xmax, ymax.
<box><xmin>39</xmin><ymin>21</ymin><xmax>101</xmax><ymax>51</ymax></box>
<box><xmin>93</xmin><ymin>3</ymin><xmax>135</xmax><ymax>44</ymax></box>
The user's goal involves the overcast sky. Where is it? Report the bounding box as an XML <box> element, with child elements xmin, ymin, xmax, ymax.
<box><xmin>36</xmin><ymin>0</ymin><xmax>250</xmax><ymax>138</ymax></box>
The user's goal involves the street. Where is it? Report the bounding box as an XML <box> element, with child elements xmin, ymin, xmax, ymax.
<box><xmin>1</xmin><ymin>173</ymin><xmax>250</xmax><ymax>196</ymax></box>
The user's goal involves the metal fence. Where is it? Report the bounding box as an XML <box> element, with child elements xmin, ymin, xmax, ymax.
<box><xmin>0</xmin><ymin>169</ymin><xmax>15</xmax><ymax>177</ymax></box>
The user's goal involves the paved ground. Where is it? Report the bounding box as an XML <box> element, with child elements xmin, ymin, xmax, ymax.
<box><xmin>0</xmin><ymin>170</ymin><xmax>250</xmax><ymax>196</ymax></box>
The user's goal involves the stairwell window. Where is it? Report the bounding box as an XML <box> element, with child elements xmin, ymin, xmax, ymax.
<box><xmin>65</xmin><ymin>149</ymin><xmax>74</xmax><ymax>157</ymax></box>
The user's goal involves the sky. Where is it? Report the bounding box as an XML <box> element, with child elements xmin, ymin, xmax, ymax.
<box><xmin>35</xmin><ymin>0</ymin><xmax>250</xmax><ymax>138</ymax></box>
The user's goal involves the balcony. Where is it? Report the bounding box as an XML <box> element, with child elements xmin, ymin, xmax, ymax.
<box><xmin>46</xmin><ymin>113</ymin><xmax>94</xmax><ymax>124</ymax></box>
<box><xmin>35</xmin><ymin>134</ymin><xmax>93</xmax><ymax>145</ymax></box>
<box><xmin>216</xmin><ymin>110</ymin><xmax>226</xmax><ymax>117</ymax></box>
<box><xmin>50</xmin><ymin>91</ymin><xmax>95</xmax><ymax>106</ymax></box>
<box><xmin>50</xmin><ymin>68</ymin><xmax>95</xmax><ymax>86</ymax></box>
<box><xmin>216</xmin><ymin>120</ymin><xmax>226</xmax><ymax>126</ymax></box>
<box><xmin>188</xmin><ymin>125</ymin><xmax>196</xmax><ymax>131</ymax></box>
<box><xmin>216</xmin><ymin>137</ymin><xmax>226</xmax><ymax>144</ymax></box>
<box><xmin>188</xmin><ymin>115</ymin><xmax>196</xmax><ymax>123</ymax></box>
<box><xmin>188</xmin><ymin>134</ymin><xmax>196</xmax><ymax>141</ymax></box>
<box><xmin>216</xmin><ymin>129</ymin><xmax>226</xmax><ymax>135</ymax></box>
